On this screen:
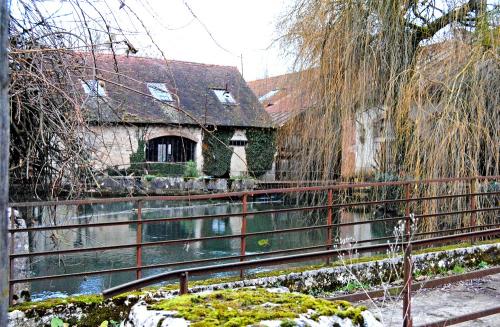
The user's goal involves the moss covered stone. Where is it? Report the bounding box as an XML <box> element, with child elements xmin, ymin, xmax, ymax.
<box><xmin>150</xmin><ymin>288</ymin><xmax>366</xmax><ymax>327</ymax></box>
<box><xmin>9</xmin><ymin>294</ymin><xmax>103</xmax><ymax>313</ymax></box>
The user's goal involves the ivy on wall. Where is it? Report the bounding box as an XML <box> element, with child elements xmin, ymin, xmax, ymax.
<box><xmin>246</xmin><ymin>128</ymin><xmax>276</xmax><ymax>177</ymax></box>
<box><xmin>202</xmin><ymin>129</ymin><xmax>233</xmax><ymax>177</ymax></box>
<box><xmin>130</xmin><ymin>139</ymin><xmax>146</xmax><ymax>164</ymax></box>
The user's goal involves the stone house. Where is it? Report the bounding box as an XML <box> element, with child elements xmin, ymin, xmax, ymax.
<box><xmin>249</xmin><ymin>71</ymin><xmax>389</xmax><ymax>180</ymax></box>
<box><xmin>248</xmin><ymin>72</ymin><xmax>313</xmax><ymax>179</ymax></box>
<box><xmin>79</xmin><ymin>53</ymin><xmax>274</xmax><ymax>178</ymax></box>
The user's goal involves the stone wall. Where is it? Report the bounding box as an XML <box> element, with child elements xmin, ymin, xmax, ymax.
<box><xmin>96</xmin><ymin>176</ymin><xmax>257</xmax><ymax>195</ymax></box>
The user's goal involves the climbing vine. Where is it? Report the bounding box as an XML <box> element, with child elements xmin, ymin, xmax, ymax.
<box><xmin>246</xmin><ymin>128</ymin><xmax>276</xmax><ymax>177</ymax></box>
<box><xmin>202</xmin><ymin>129</ymin><xmax>233</xmax><ymax>177</ymax></box>
<box><xmin>129</xmin><ymin>139</ymin><xmax>146</xmax><ymax>164</ymax></box>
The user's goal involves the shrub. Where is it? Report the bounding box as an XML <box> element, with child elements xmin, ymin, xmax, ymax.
<box><xmin>183</xmin><ymin>160</ymin><xmax>199</xmax><ymax>178</ymax></box>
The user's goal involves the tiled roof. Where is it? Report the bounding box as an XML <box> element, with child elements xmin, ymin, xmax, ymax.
<box><xmin>79</xmin><ymin>53</ymin><xmax>272</xmax><ymax>128</ymax></box>
<box><xmin>247</xmin><ymin>72</ymin><xmax>313</xmax><ymax>127</ymax></box>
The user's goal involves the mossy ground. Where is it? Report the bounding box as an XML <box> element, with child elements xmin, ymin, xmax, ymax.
<box><xmin>150</xmin><ymin>288</ymin><xmax>366</xmax><ymax>327</ymax></box>
<box><xmin>9</xmin><ymin>294</ymin><xmax>103</xmax><ymax>312</ymax></box>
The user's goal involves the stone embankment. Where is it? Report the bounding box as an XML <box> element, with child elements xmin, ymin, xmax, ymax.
<box><xmin>93</xmin><ymin>176</ymin><xmax>257</xmax><ymax>195</ymax></box>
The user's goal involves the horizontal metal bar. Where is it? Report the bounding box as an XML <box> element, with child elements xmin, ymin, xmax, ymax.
<box><xmin>10</xmin><ymin>225</ymin><xmax>499</xmax><ymax>285</ymax></box>
<box><xmin>416</xmin><ymin>306</ymin><xmax>500</xmax><ymax>327</ymax></box>
<box><xmin>10</xmin><ymin>205</ymin><xmax>499</xmax><ymax>258</ymax></box>
<box><xmin>9</xmin><ymin>176</ymin><xmax>500</xmax><ymax>207</ymax></box>
<box><xmin>101</xmin><ymin>228</ymin><xmax>500</xmax><ymax>298</ymax></box>
<box><xmin>10</xmin><ymin>266</ymin><xmax>139</xmax><ymax>283</ymax></box>
<box><xmin>413</xmin><ymin>207</ymin><xmax>500</xmax><ymax>220</ymax></box>
<box><xmin>9</xmin><ymin>191</ymin><xmax>500</xmax><ymax>233</ymax></box>
<box><xmin>9</xmin><ymin>244</ymin><xmax>329</xmax><ymax>284</ymax></box>
<box><xmin>7</xmin><ymin>204</ymin><xmax>329</xmax><ymax>233</ymax></box>
<box><xmin>9</xmin><ymin>224</ymin><xmax>331</xmax><ymax>258</ymax></box>
<box><xmin>329</xmin><ymin>266</ymin><xmax>500</xmax><ymax>302</ymax></box>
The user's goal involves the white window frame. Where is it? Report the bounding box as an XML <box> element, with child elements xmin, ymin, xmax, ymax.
<box><xmin>81</xmin><ymin>80</ymin><xmax>106</xmax><ymax>97</ymax></box>
<box><xmin>258</xmin><ymin>89</ymin><xmax>280</xmax><ymax>102</ymax></box>
<box><xmin>147</xmin><ymin>83</ymin><xmax>174</xmax><ymax>102</ymax></box>
<box><xmin>157</xmin><ymin>144</ymin><xmax>167</xmax><ymax>162</ymax></box>
<box><xmin>213</xmin><ymin>89</ymin><xmax>236</xmax><ymax>105</ymax></box>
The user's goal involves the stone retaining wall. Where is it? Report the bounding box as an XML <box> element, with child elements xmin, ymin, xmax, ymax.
<box><xmin>94</xmin><ymin>176</ymin><xmax>257</xmax><ymax>195</ymax></box>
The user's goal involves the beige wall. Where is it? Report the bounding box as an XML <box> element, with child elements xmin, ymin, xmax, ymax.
<box><xmin>229</xmin><ymin>129</ymin><xmax>248</xmax><ymax>177</ymax></box>
<box><xmin>88</xmin><ymin>125</ymin><xmax>203</xmax><ymax>171</ymax></box>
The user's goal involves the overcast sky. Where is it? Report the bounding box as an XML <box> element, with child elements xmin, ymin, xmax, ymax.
<box><xmin>36</xmin><ymin>0</ymin><xmax>295</xmax><ymax>81</ymax></box>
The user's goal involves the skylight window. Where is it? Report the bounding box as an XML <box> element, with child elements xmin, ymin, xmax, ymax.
<box><xmin>147</xmin><ymin>83</ymin><xmax>173</xmax><ymax>102</ymax></box>
<box><xmin>258</xmin><ymin>89</ymin><xmax>280</xmax><ymax>102</ymax></box>
<box><xmin>81</xmin><ymin>80</ymin><xmax>106</xmax><ymax>97</ymax></box>
<box><xmin>213</xmin><ymin>89</ymin><xmax>236</xmax><ymax>105</ymax></box>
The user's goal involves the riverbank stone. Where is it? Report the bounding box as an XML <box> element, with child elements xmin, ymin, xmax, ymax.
<box><xmin>124</xmin><ymin>288</ymin><xmax>382</xmax><ymax>327</ymax></box>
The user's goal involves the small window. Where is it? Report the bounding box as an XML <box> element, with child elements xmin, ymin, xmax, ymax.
<box><xmin>229</xmin><ymin>140</ymin><xmax>247</xmax><ymax>146</ymax></box>
<box><xmin>147</xmin><ymin>83</ymin><xmax>173</xmax><ymax>102</ymax></box>
<box><xmin>213</xmin><ymin>89</ymin><xmax>236</xmax><ymax>105</ymax></box>
<box><xmin>258</xmin><ymin>89</ymin><xmax>280</xmax><ymax>102</ymax></box>
<box><xmin>81</xmin><ymin>80</ymin><xmax>106</xmax><ymax>97</ymax></box>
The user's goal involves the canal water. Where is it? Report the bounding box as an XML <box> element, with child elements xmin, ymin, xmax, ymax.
<box><xmin>21</xmin><ymin>198</ymin><xmax>396</xmax><ymax>300</ymax></box>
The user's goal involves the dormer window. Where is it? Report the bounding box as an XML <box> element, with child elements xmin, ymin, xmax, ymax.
<box><xmin>147</xmin><ymin>83</ymin><xmax>173</xmax><ymax>102</ymax></box>
<box><xmin>81</xmin><ymin>79</ymin><xmax>106</xmax><ymax>97</ymax></box>
<box><xmin>213</xmin><ymin>89</ymin><xmax>236</xmax><ymax>105</ymax></box>
<box><xmin>258</xmin><ymin>89</ymin><xmax>280</xmax><ymax>102</ymax></box>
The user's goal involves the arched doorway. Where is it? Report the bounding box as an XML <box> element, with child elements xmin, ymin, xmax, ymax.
<box><xmin>146</xmin><ymin>136</ymin><xmax>196</xmax><ymax>162</ymax></box>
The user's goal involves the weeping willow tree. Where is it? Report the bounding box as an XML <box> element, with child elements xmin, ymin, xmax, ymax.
<box><xmin>279</xmin><ymin>1</ymin><xmax>499</xmax><ymax>231</ymax></box>
<box><xmin>279</xmin><ymin>0</ymin><xmax>499</xmax><ymax>181</ymax></box>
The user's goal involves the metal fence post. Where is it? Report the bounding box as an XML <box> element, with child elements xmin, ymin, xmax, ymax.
<box><xmin>179</xmin><ymin>272</ymin><xmax>188</xmax><ymax>295</ymax></box>
<box><xmin>469</xmin><ymin>178</ymin><xmax>477</xmax><ymax>244</ymax></box>
<box><xmin>326</xmin><ymin>189</ymin><xmax>333</xmax><ymax>264</ymax></box>
<box><xmin>136</xmin><ymin>200</ymin><xmax>143</xmax><ymax>280</ymax></box>
<box><xmin>403</xmin><ymin>183</ymin><xmax>413</xmax><ymax>327</ymax></box>
<box><xmin>240</xmin><ymin>193</ymin><xmax>248</xmax><ymax>278</ymax></box>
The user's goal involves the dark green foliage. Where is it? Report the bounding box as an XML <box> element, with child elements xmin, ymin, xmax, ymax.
<box><xmin>106</xmin><ymin>163</ymin><xmax>186</xmax><ymax>177</ymax></box>
<box><xmin>183</xmin><ymin>160</ymin><xmax>199</xmax><ymax>178</ymax></box>
<box><xmin>132</xmin><ymin>163</ymin><xmax>186</xmax><ymax>176</ymax></box>
<box><xmin>246</xmin><ymin>128</ymin><xmax>276</xmax><ymax>177</ymax></box>
<box><xmin>129</xmin><ymin>140</ymin><xmax>146</xmax><ymax>163</ymax></box>
<box><xmin>202</xmin><ymin>129</ymin><xmax>233</xmax><ymax>177</ymax></box>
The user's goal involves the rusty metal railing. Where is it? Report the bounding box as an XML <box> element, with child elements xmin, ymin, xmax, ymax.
<box><xmin>8</xmin><ymin>176</ymin><xmax>500</xmax><ymax>325</ymax></box>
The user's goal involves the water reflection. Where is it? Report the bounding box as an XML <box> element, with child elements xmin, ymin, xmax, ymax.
<box><xmin>23</xmin><ymin>200</ymin><xmax>392</xmax><ymax>300</ymax></box>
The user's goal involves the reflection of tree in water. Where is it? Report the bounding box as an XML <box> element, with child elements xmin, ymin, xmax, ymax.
<box><xmin>245</xmin><ymin>202</ymin><xmax>327</xmax><ymax>253</ymax></box>
<box><xmin>143</xmin><ymin>221</ymin><xmax>191</xmax><ymax>242</ymax></box>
